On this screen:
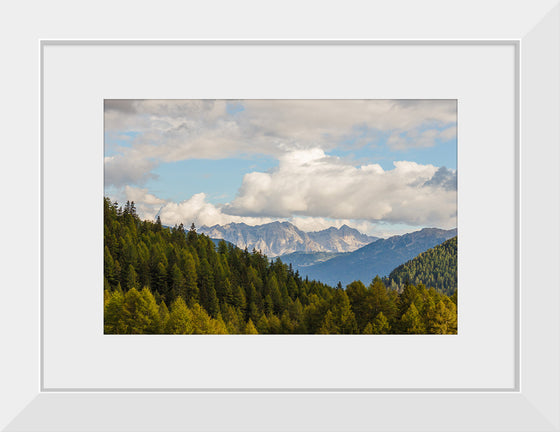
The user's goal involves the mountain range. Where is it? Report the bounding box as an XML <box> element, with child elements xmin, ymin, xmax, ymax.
<box><xmin>198</xmin><ymin>221</ymin><xmax>379</xmax><ymax>257</ymax></box>
<box><xmin>281</xmin><ymin>227</ymin><xmax>457</xmax><ymax>287</ymax></box>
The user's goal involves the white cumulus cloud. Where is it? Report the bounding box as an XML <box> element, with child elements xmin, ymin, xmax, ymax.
<box><xmin>223</xmin><ymin>149</ymin><xmax>456</xmax><ymax>228</ymax></box>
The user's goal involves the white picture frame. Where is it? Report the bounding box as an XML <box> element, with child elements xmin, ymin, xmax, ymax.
<box><xmin>2</xmin><ymin>1</ymin><xmax>559</xmax><ymax>430</ymax></box>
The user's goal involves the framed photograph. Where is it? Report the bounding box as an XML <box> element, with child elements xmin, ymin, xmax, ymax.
<box><xmin>102</xmin><ymin>98</ymin><xmax>459</xmax><ymax>338</ymax></box>
<box><xmin>2</xmin><ymin>1</ymin><xmax>559</xmax><ymax>430</ymax></box>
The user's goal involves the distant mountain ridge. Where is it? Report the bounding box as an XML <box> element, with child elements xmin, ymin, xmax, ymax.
<box><xmin>198</xmin><ymin>221</ymin><xmax>379</xmax><ymax>257</ymax></box>
<box><xmin>278</xmin><ymin>251</ymin><xmax>344</xmax><ymax>269</ymax></box>
<box><xmin>289</xmin><ymin>227</ymin><xmax>457</xmax><ymax>287</ymax></box>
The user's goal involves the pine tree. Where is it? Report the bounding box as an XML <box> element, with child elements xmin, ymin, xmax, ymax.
<box><xmin>151</xmin><ymin>261</ymin><xmax>169</xmax><ymax>301</ymax></box>
<box><xmin>244</xmin><ymin>283</ymin><xmax>260</xmax><ymax>322</ymax></box>
<box><xmin>264</xmin><ymin>294</ymin><xmax>274</xmax><ymax>316</ymax></box>
<box><xmin>210</xmin><ymin>315</ymin><xmax>229</xmax><ymax>334</ymax></box>
<box><xmin>426</xmin><ymin>298</ymin><xmax>457</xmax><ymax>334</ymax></box>
<box><xmin>125</xmin><ymin>264</ymin><xmax>139</xmax><ymax>291</ymax></box>
<box><xmin>170</xmin><ymin>263</ymin><xmax>187</xmax><ymax>302</ymax></box>
<box><xmin>231</xmin><ymin>284</ymin><xmax>246</xmax><ymax>311</ymax></box>
<box><xmin>114</xmin><ymin>260</ymin><xmax>122</xmax><ymax>288</ymax></box>
<box><xmin>398</xmin><ymin>283</ymin><xmax>419</xmax><ymax>316</ymax></box>
<box><xmin>368</xmin><ymin>276</ymin><xmax>392</xmax><ymax>320</ymax></box>
<box><xmin>158</xmin><ymin>301</ymin><xmax>170</xmax><ymax>333</ymax></box>
<box><xmin>166</xmin><ymin>297</ymin><xmax>194</xmax><ymax>334</ymax></box>
<box><xmin>346</xmin><ymin>280</ymin><xmax>368</xmax><ymax>330</ymax></box>
<box><xmin>205</xmin><ymin>285</ymin><xmax>220</xmax><ymax>318</ymax></box>
<box><xmin>371</xmin><ymin>312</ymin><xmax>391</xmax><ymax>334</ymax></box>
<box><xmin>122</xmin><ymin>288</ymin><xmax>160</xmax><ymax>334</ymax></box>
<box><xmin>190</xmin><ymin>303</ymin><xmax>213</xmax><ymax>334</ymax></box>
<box><xmin>198</xmin><ymin>258</ymin><xmax>215</xmax><ymax>312</ymax></box>
<box><xmin>318</xmin><ymin>311</ymin><xmax>337</xmax><ymax>334</ymax></box>
<box><xmin>329</xmin><ymin>289</ymin><xmax>358</xmax><ymax>334</ymax></box>
<box><xmin>179</xmin><ymin>250</ymin><xmax>198</xmax><ymax>304</ymax></box>
<box><xmin>187</xmin><ymin>222</ymin><xmax>197</xmax><ymax>245</ymax></box>
<box><xmin>256</xmin><ymin>314</ymin><xmax>270</xmax><ymax>334</ymax></box>
<box><xmin>267</xmin><ymin>314</ymin><xmax>282</xmax><ymax>334</ymax></box>
<box><xmin>244</xmin><ymin>319</ymin><xmax>259</xmax><ymax>334</ymax></box>
<box><xmin>222</xmin><ymin>278</ymin><xmax>234</xmax><ymax>305</ymax></box>
<box><xmin>401</xmin><ymin>303</ymin><xmax>425</xmax><ymax>334</ymax></box>
<box><xmin>104</xmin><ymin>246</ymin><xmax>117</xmax><ymax>287</ymax></box>
<box><xmin>362</xmin><ymin>322</ymin><xmax>375</xmax><ymax>334</ymax></box>
<box><xmin>104</xmin><ymin>290</ymin><xmax>126</xmax><ymax>334</ymax></box>
<box><xmin>280</xmin><ymin>310</ymin><xmax>294</xmax><ymax>334</ymax></box>
<box><xmin>139</xmin><ymin>287</ymin><xmax>161</xmax><ymax>334</ymax></box>
<box><xmin>221</xmin><ymin>303</ymin><xmax>244</xmax><ymax>334</ymax></box>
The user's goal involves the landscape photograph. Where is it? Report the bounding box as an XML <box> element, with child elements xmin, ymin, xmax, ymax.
<box><xmin>103</xmin><ymin>99</ymin><xmax>458</xmax><ymax>334</ymax></box>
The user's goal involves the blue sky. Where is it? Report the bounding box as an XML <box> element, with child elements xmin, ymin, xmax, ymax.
<box><xmin>104</xmin><ymin>100</ymin><xmax>457</xmax><ymax>237</ymax></box>
<box><xmin>146</xmin><ymin>156</ymin><xmax>278</xmax><ymax>205</ymax></box>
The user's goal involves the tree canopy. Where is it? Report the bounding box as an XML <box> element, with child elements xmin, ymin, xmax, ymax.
<box><xmin>104</xmin><ymin>198</ymin><xmax>457</xmax><ymax>334</ymax></box>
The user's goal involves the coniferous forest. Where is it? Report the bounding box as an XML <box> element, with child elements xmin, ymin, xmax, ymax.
<box><xmin>385</xmin><ymin>237</ymin><xmax>457</xmax><ymax>296</ymax></box>
<box><xmin>104</xmin><ymin>198</ymin><xmax>458</xmax><ymax>335</ymax></box>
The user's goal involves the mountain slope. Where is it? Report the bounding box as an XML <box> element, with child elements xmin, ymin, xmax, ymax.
<box><xmin>386</xmin><ymin>236</ymin><xmax>457</xmax><ymax>295</ymax></box>
<box><xmin>198</xmin><ymin>222</ymin><xmax>378</xmax><ymax>257</ymax></box>
<box><xmin>300</xmin><ymin>227</ymin><xmax>457</xmax><ymax>287</ymax></box>
<box><xmin>278</xmin><ymin>251</ymin><xmax>343</xmax><ymax>270</ymax></box>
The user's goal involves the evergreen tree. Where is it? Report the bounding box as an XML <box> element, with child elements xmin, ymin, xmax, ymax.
<box><xmin>256</xmin><ymin>314</ymin><xmax>270</xmax><ymax>334</ymax></box>
<box><xmin>244</xmin><ymin>319</ymin><xmax>259</xmax><ymax>334</ymax></box>
<box><xmin>368</xmin><ymin>276</ymin><xmax>393</xmax><ymax>321</ymax></box>
<box><xmin>362</xmin><ymin>322</ymin><xmax>375</xmax><ymax>334</ymax></box>
<box><xmin>221</xmin><ymin>303</ymin><xmax>244</xmax><ymax>334</ymax></box>
<box><xmin>125</xmin><ymin>264</ymin><xmax>139</xmax><ymax>291</ymax></box>
<box><xmin>122</xmin><ymin>288</ymin><xmax>160</xmax><ymax>334</ymax></box>
<box><xmin>346</xmin><ymin>280</ymin><xmax>368</xmax><ymax>330</ymax></box>
<box><xmin>318</xmin><ymin>311</ymin><xmax>337</xmax><ymax>334</ymax></box>
<box><xmin>371</xmin><ymin>312</ymin><xmax>391</xmax><ymax>334</ymax></box>
<box><xmin>426</xmin><ymin>298</ymin><xmax>457</xmax><ymax>334</ymax></box>
<box><xmin>170</xmin><ymin>263</ymin><xmax>187</xmax><ymax>302</ymax></box>
<box><xmin>187</xmin><ymin>222</ymin><xmax>198</xmax><ymax>245</ymax></box>
<box><xmin>401</xmin><ymin>303</ymin><xmax>426</xmax><ymax>334</ymax></box>
<box><xmin>166</xmin><ymin>297</ymin><xmax>194</xmax><ymax>334</ymax></box>
<box><xmin>104</xmin><ymin>290</ymin><xmax>126</xmax><ymax>333</ymax></box>
<box><xmin>231</xmin><ymin>283</ymin><xmax>246</xmax><ymax>311</ymax></box>
<box><xmin>104</xmin><ymin>246</ymin><xmax>117</xmax><ymax>287</ymax></box>
<box><xmin>329</xmin><ymin>289</ymin><xmax>358</xmax><ymax>334</ymax></box>
<box><xmin>139</xmin><ymin>287</ymin><xmax>161</xmax><ymax>334</ymax></box>
<box><xmin>210</xmin><ymin>315</ymin><xmax>229</xmax><ymax>334</ymax></box>
<box><xmin>198</xmin><ymin>258</ymin><xmax>215</xmax><ymax>312</ymax></box>
<box><xmin>179</xmin><ymin>250</ymin><xmax>198</xmax><ymax>304</ymax></box>
<box><xmin>189</xmin><ymin>303</ymin><xmax>218</xmax><ymax>334</ymax></box>
<box><xmin>158</xmin><ymin>301</ymin><xmax>170</xmax><ymax>332</ymax></box>
<box><xmin>152</xmin><ymin>261</ymin><xmax>169</xmax><ymax>301</ymax></box>
<box><xmin>267</xmin><ymin>314</ymin><xmax>282</xmax><ymax>334</ymax></box>
<box><xmin>280</xmin><ymin>310</ymin><xmax>295</xmax><ymax>334</ymax></box>
<box><xmin>205</xmin><ymin>285</ymin><xmax>220</xmax><ymax>318</ymax></box>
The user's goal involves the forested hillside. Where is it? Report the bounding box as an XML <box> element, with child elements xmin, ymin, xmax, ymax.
<box><xmin>385</xmin><ymin>236</ymin><xmax>457</xmax><ymax>295</ymax></box>
<box><xmin>104</xmin><ymin>198</ymin><xmax>457</xmax><ymax>334</ymax></box>
<box><xmin>299</xmin><ymin>227</ymin><xmax>457</xmax><ymax>287</ymax></box>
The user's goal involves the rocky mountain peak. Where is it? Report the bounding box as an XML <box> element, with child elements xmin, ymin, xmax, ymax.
<box><xmin>198</xmin><ymin>221</ymin><xmax>378</xmax><ymax>257</ymax></box>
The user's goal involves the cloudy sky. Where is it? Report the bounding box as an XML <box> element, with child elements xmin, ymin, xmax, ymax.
<box><xmin>104</xmin><ymin>99</ymin><xmax>457</xmax><ymax>237</ymax></box>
